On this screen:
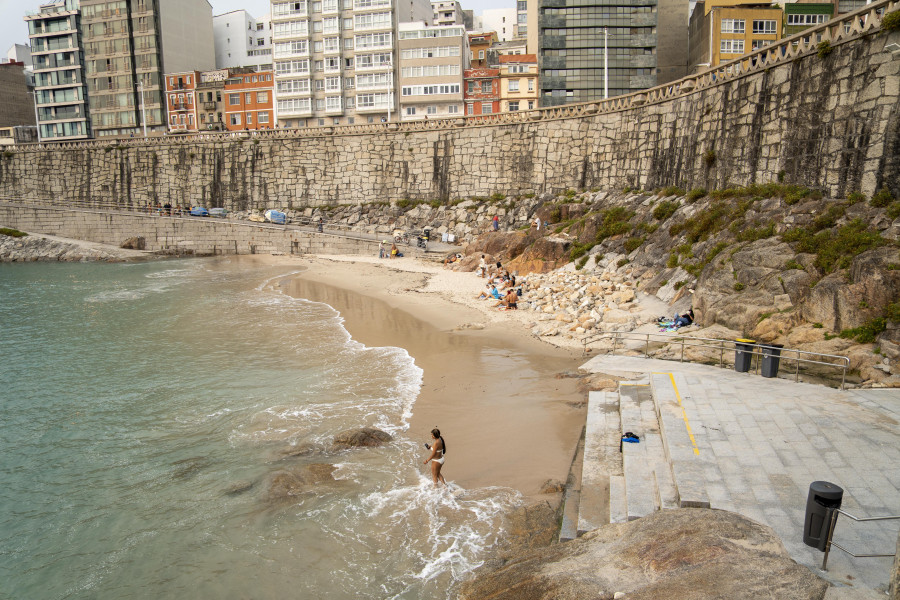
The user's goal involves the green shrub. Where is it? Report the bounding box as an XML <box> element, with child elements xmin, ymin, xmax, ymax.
<box><xmin>623</xmin><ymin>236</ymin><xmax>645</xmax><ymax>253</ymax></box>
<box><xmin>706</xmin><ymin>241</ymin><xmax>729</xmax><ymax>264</ymax></box>
<box><xmin>704</xmin><ymin>149</ymin><xmax>716</xmax><ymax>166</ymax></box>
<box><xmin>653</xmin><ymin>200</ymin><xmax>680</xmax><ymax>221</ymax></box>
<box><xmin>882</xmin><ymin>10</ymin><xmax>900</xmax><ymax>31</ymax></box>
<box><xmin>810</xmin><ymin>204</ymin><xmax>847</xmax><ymax>232</ymax></box>
<box><xmin>523</xmin><ymin>192</ymin><xmax>535</xmax><ymax>199</ymax></box>
<box><xmin>817</xmin><ymin>40</ymin><xmax>833</xmax><ymax>58</ymax></box>
<box><xmin>737</xmin><ymin>223</ymin><xmax>776</xmax><ymax>242</ymax></box>
<box><xmin>870</xmin><ymin>186</ymin><xmax>895</xmax><ymax>208</ymax></box>
<box><xmin>781</xmin><ymin>219</ymin><xmax>885</xmax><ymax>272</ymax></box>
<box><xmin>887</xmin><ymin>202</ymin><xmax>900</xmax><ymax>220</ymax></box>
<box><xmin>784</xmin><ymin>259</ymin><xmax>804</xmax><ymax>270</ymax></box>
<box><xmin>490</xmin><ymin>192</ymin><xmax>506</xmax><ymax>202</ymax></box>
<box><xmin>570</xmin><ymin>242</ymin><xmax>595</xmax><ymax>261</ymax></box>
<box><xmin>847</xmin><ymin>192</ymin><xmax>866</xmax><ymax>204</ymax></box>
<box><xmin>395</xmin><ymin>198</ymin><xmax>413</xmax><ymax>209</ymax></box>
<box><xmin>2</xmin><ymin>151</ymin><xmax>14</xmax><ymax>159</ymax></box>
<box><xmin>667</xmin><ymin>253</ymin><xmax>679</xmax><ymax>268</ymax></box>
<box><xmin>564</xmin><ymin>188</ymin><xmax>577</xmax><ymax>199</ymax></box>
<box><xmin>677</xmin><ymin>202</ymin><xmax>730</xmax><ymax>243</ymax></box>
<box><xmin>686</xmin><ymin>188</ymin><xmax>707</xmax><ymax>203</ymax></box>
<box><xmin>813</xmin><ymin>322</ymin><xmax>824</xmax><ymax>328</ymax></box>
<box><xmin>576</xmin><ymin>255</ymin><xmax>590</xmax><ymax>270</ymax></box>
<box><xmin>594</xmin><ymin>206</ymin><xmax>634</xmax><ymax>243</ymax></box>
<box><xmin>674</xmin><ymin>280</ymin><xmax>686</xmax><ymax>290</ymax></box>
<box><xmin>777</xmin><ymin>170</ymin><xmax>786</xmax><ymax>183</ymax></box>
<box><xmin>660</xmin><ymin>279</ymin><xmax>669</xmax><ymax>286</ymax></box>
<box><xmin>840</xmin><ymin>317</ymin><xmax>886</xmax><ymax>344</ymax></box>
<box><xmin>887</xmin><ymin>301</ymin><xmax>900</xmax><ymax>322</ymax></box>
<box><xmin>428</xmin><ymin>200</ymin><xmax>442</xmax><ymax>208</ymax></box>
<box><xmin>734</xmin><ymin>282</ymin><xmax>745</xmax><ymax>291</ymax></box>
<box><xmin>661</xmin><ymin>186</ymin><xmax>685</xmax><ymax>197</ymax></box>
<box><xmin>0</xmin><ymin>227</ymin><xmax>27</xmax><ymax>237</ymax></box>
<box><xmin>617</xmin><ymin>258</ymin><xmax>630</xmax><ymax>267</ymax></box>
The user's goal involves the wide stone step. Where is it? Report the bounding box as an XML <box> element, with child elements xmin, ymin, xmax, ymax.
<box><xmin>650</xmin><ymin>372</ymin><xmax>710</xmax><ymax>509</ymax></box>
<box><xmin>559</xmin><ymin>488</ymin><xmax>581</xmax><ymax>542</ymax></box>
<box><xmin>578</xmin><ymin>391</ymin><xmax>618</xmax><ymax>535</ymax></box>
<box><xmin>609</xmin><ymin>475</ymin><xmax>627</xmax><ymax>524</ymax></box>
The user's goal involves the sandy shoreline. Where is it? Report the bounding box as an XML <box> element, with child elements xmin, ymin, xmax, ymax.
<box><xmin>269</xmin><ymin>254</ymin><xmax>587</xmax><ymax>502</ymax></box>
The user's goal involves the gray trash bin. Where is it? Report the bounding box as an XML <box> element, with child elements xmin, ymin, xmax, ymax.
<box><xmin>803</xmin><ymin>481</ymin><xmax>843</xmax><ymax>551</ymax></box>
<box><xmin>761</xmin><ymin>343</ymin><xmax>784</xmax><ymax>378</ymax></box>
<box><xmin>734</xmin><ymin>338</ymin><xmax>756</xmax><ymax>373</ymax></box>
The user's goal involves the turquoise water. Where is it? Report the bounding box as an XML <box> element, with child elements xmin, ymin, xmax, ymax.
<box><xmin>0</xmin><ymin>259</ymin><xmax>518</xmax><ymax>600</ymax></box>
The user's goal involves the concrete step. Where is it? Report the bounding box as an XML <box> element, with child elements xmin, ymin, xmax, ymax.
<box><xmin>609</xmin><ymin>475</ymin><xmax>627</xmax><ymax>524</ymax></box>
<box><xmin>579</xmin><ymin>391</ymin><xmax>618</xmax><ymax>535</ymax></box>
<box><xmin>619</xmin><ymin>383</ymin><xmax>659</xmax><ymax>520</ymax></box>
<box><xmin>559</xmin><ymin>426</ymin><xmax>585</xmax><ymax>543</ymax></box>
<box><xmin>650</xmin><ymin>372</ymin><xmax>711</xmax><ymax>509</ymax></box>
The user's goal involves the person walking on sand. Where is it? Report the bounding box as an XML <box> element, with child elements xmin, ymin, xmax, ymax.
<box><xmin>424</xmin><ymin>427</ymin><xmax>446</xmax><ymax>486</ymax></box>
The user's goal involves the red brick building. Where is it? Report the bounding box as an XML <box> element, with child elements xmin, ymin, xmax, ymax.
<box><xmin>164</xmin><ymin>71</ymin><xmax>199</xmax><ymax>133</ymax></box>
<box><xmin>463</xmin><ymin>68</ymin><xmax>500</xmax><ymax>116</ymax></box>
<box><xmin>223</xmin><ymin>71</ymin><xmax>274</xmax><ymax>131</ymax></box>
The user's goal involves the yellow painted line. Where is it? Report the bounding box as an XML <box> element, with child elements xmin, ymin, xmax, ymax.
<box><xmin>655</xmin><ymin>372</ymin><xmax>700</xmax><ymax>456</ymax></box>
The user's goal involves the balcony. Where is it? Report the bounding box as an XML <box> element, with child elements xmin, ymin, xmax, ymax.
<box><xmin>355</xmin><ymin>62</ymin><xmax>392</xmax><ymax>72</ymax></box>
<box><xmin>274</xmin><ymin>48</ymin><xmax>309</xmax><ymax>59</ymax></box>
<box><xmin>203</xmin><ymin>101</ymin><xmax>217</xmax><ymax>110</ymax></box>
<box><xmin>170</xmin><ymin>103</ymin><xmax>191</xmax><ymax>111</ymax></box>
<box><xmin>354</xmin><ymin>102</ymin><xmax>392</xmax><ymax>113</ymax></box>
<box><xmin>279</xmin><ymin>105</ymin><xmax>312</xmax><ymax>117</ymax></box>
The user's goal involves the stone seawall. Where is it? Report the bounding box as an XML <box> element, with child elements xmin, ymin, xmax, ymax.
<box><xmin>0</xmin><ymin>205</ymin><xmax>380</xmax><ymax>256</ymax></box>
<box><xmin>0</xmin><ymin>7</ymin><xmax>897</xmax><ymax>210</ymax></box>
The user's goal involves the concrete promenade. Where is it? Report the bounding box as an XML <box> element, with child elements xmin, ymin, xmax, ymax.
<box><xmin>579</xmin><ymin>355</ymin><xmax>899</xmax><ymax>593</ymax></box>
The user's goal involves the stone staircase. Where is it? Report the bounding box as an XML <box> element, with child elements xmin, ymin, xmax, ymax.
<box><xmin>560</xmin><ymin>372</ymin><xmax>711</xmax><ymax>540</ymax></box>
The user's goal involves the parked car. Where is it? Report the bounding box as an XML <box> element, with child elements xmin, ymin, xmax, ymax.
<box><xmin>190</xmin><ymin>206</ymin><xmax>209</xmax><ymax>217</ymax></box>
<box><xmin>264</xmin><ymin>209</ymin><xmax>286</xmax><ymax>224</ymax></box>
<box><xmin>208</xmin><ymin>208</ymin><xmax>227</xmax><ymax>218</ymax></box>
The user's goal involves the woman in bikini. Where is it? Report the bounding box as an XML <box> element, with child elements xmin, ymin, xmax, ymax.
<box><xmin>423</xmin><ymin>427</ymin><xmax>446</xmax><ymax>486</ymax></box>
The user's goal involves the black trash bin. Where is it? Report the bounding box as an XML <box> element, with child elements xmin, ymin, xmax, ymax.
<box><xmin>423</xmin><ymin>227</ymin><xmax>432</xmax><ymax>241</ymax></box>
<box><xmin>803</xmin><ymin>481</ymin><xmax>844</xmax><ymax>551</ymax></box>
<box><xmin>734</xmin><ymin>338</ymin><xmax>756</xmax><ymax>373</ymax></box>
<box><xmin>760</xmin><ymin>343</ymin><xmax>784</xmax><ymax>378</ymax></box>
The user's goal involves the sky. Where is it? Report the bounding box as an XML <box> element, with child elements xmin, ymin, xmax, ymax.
<box><xmin>0</xmin><ymin>0</ymin><xmax>508</xmax><ymax>58</ymax></box>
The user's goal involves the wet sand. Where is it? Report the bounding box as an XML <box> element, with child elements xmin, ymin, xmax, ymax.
<box><xmin>276</xmin><ymin>256</ymin><xmax>587</xmax><ymax>501</ymax></box>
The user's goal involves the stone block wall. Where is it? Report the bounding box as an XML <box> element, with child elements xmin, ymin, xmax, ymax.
<box><xmin>0</xmin><ymin>205</ymin><xmax>381</xmax><ymax>257</ymax></box>
<box><xmin>0</xmin><ymin>11</ymin><xmax>897</xmax><ymax>211</ymax></box>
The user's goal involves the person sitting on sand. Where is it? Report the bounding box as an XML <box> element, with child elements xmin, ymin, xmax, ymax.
<box><xmin>477</xmin><ymin>285</ymin><xmax>501</xmax><ymax>300</ymax></box>
<box><xmin>423</xmin><ymin>427</ymin><xmax>446</xmax><ymax>486</ymax></box>
<box><xmin>494</xmin><ymin>288</ymin><xmax>518</xmax><ymax>309</ymax></box>
<box><xmin>391</xmin><ymin>243</ymin><xmax>400</xmax><ymax>259</ymax></box>
<box><xmin>443</xmin><ymin>253</ymin><xmax>461</xmax><ymax>266</ymax></box>
<box><xmin>674</xmin><ymin>308</ymin><xmax>694</xmax><ymax>328</ymax></box>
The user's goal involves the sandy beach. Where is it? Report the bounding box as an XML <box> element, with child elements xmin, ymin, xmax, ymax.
<box><xmin>274</xmin><ymin>254</ymin><xmax>587</xmax><ymax>501</ymax></box>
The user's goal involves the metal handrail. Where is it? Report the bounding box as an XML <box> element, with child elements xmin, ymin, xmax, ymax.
<box><xmin>582</xmin><ymin>330</ymin><xmax>850</xmax><ymax>389</ymax></box>
<box><xmin>822</xmin><ymin>508</ymin><xmax>900</xmax><ymax>570</ymax></box>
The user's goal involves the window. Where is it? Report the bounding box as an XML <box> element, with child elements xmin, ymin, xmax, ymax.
<box><xmin>345</xmin><ymin>77</ymin><xmax>355</xmax><ymax>88</ymax></box>
<box><xmin>276</xmin><ymin>59</ymin><xmax>310</xmax><ymax>75</ymax></box>
<box><xmin>481</xmin><ymin>102</ymin><xmax>492</xmax><ymax>114</ymax></box>
<box><xmin>508</xmin><ymin>101</ymin><xmax>519</xmax><ymax>111</ymax></box>
<box><xmin>314</xmin><ymin>41</ymin><xmax>324</xmax><ymax>52</ymax></box>
<box><xmin>316</xmin><ymin>79</ymin><xmax>325</xmax><ymax>90</ymax></box>
<box><xmin>751</xmin><ymin>39</ymin><xmax>771</xmax><ymax>50</ymax></box>
<box><xmin>274</xmin><ymin>40</ymin><xmax>308</xmax><ymax>58</ymax></box>
<box><xmin>325</xmin><ymin>76</ymin><xmax>341</xmax><ymax>91</ymax></box>
<box><xmin>786</xmin><ymin>13</ymin><xmax>828</xmax><ymax>25</ymax></box>
<box><xmin>356</xmin><ymin>92</ymin><xmax>390</xmax><ymax>108</ymax></box>
<box><xmin>316</xmin><ymin>99</ymin><xmax>325</xmax><ymax>110</ymax></box>
<box><xmin>356</xmin><ymin>52</ymin><xmax>392</xmax><ymax>69</ymax></box>
<box><xmin>401</xmin><ymin>84</ymin><xmax>461</xmax><ymax>96</ymax></box>
<box><xmin>322</xmin><ymin>0</ymin><xmax>338</xmax><ymax>11</ymax></box>
<box><xmin>508</xmin><ymin>80</ymin><xmax>519</xmax><ymax>92</ymax></box>
<box><xmin>401</xmin><ymin>47</ymin><xmax>459</xmax><ymax>59</ymax></box>
<box><xmin>311</xmin><ymin>0</ymin><xmax>322</xmax><ymax>11</ymax></box>
<box><xmin>274</xmin><ymin>21</ymin><xmax>308</xmax><ymax>38</ymax></box>
<box><xmin>348</xmin><ymin>117</ymin><xmax>354</xmax><ymax>124</ymax></box>
<box><xmin>257</xmin><ymin>91</ymin><xmax>268</xmax><ymax>103</ymax></box>
<box><xmin>323</xmin><ymin>17</ymin><xmax>339</xmax><ymax>34</ymax></box>
<box><xmin>355</xmin><ymin>32</ymin><xmax>392</xmax><ymax>49</ymax></box>
<box><xmin>258</xmin><ymin>111</ymin><xmax>269</xmax><ymax>124</ymax></box>
<box><xmin>427</xmin><ymin>105</ymin><xmax>437</xmax><ymax>114</ymax></box>
<box><xmin>467</xmin><ymin>81</ymin><xmax>475</xmax><ymax>94</ymax></box>
<box><xmin>246</xmin><ymin>112</ymin><xmax>253</xmax><ymax>124</ymax></box>
<box><xmin>400</xmin><ymin>65</ymin><xmax>461</xmax><ymax>77</ymax></box>
<box><xmin>467</xmin><ymin>103</ymin><xmax>474</xmax><ymax>114</ymax></box>
<box><xmin>527</xmin><ymin>100</ymin><xmax>534</xmax><ymax>109</ymax></box>
<box><xmin>356</xmin><ymin>72</ymin><xmax>392</xmax><ymax>89</ymax></box>
<box><xmin>230</xmin><ymin>113</ymin><xmax>241</xmax><ymax>125</ymax></box>
<box><xmin>313</xmin><ymin>21</ymin><xmax>323</xmax><ymax>33</ymax></box>
<box><xmin>478</xmin><ymin>50</ymin><xmax>485</xmax><ymax>59</ymax></box>
<box><xmin>245</xmin><ymin>92</ymin><xmax>252</xmax><ymax>103</ymax></box>
<box><xmin>480</xmin><ymin>80</ymin><xmax>491</xmax><ymax>93</ymax></box>
<box><xmin>528</xmin><ymin>79</ymin><xmax>534</xmax><ymax>91</ymax></box>
<box><xmin>278</xmin><ymin>97</ymin><xmax>311</xmax><ymax>113</ymax></box>
<box><xmin>721</xmin><ymin>19</ymin><xmax>745</xmax><ymax>34</ymax></box>
<box><xmin>406</xmin><ymin>106</ymin><xmax>415</xmax><ymax>115</ymax></box>
<box><xmin>344</xmin><ymin>18</ymin><xmax>353</xmax><ymax>30</ymax></box>
<box><xmin>315</xmin><ymin>60</ymin><xmax>324</xmax><ymax>71</ymax></box>
<box><xmin>344</xmin><ymin>38</ymin><xmax>354</xmax><ymax>50</ymax></box>
<box><xmin>508</xmin><ymin>65</ymin><xmax>526</xmax><ymax>73</ymax></box>
<box><xmin>277</xmin><ymin>78</ymin><xmax>311</xmax><ymax>94</ymax></box>
<box><xmin>229</xmin><ymin>93</ymin><xmax>241</xmax><ymax>105</ymax></box>
<box><xmin>752</xmin><ymin>19</ymin><xmax>777</xmax><ymax>34</ymax></box>
<box><xmin>354</xmin><ymin>12</ymin><xmax>391</xmax><ymax>30</ymax></box>
<box><xmin>326</xmin><ymin>96</ymin><xmax>342</xmax><ymax>110</ymax></box>
<box><xmin>324</xmin><ymin>37</ymin><xmax>340</xmax><ymax>53</ymax></box>
<box><xmin>720</xmin><ymin>39</ymin><xmax>745</xmax><ymax>54</ymax></box>
<box><xmin>325</xmin><ymin>57</ymin><xmax>340</xmax><ymax>71</ymax></box>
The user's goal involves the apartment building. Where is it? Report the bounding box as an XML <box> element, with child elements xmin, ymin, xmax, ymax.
<box><xmin>397</xmin><ymin>21</ymin><xmax>467</xmax><ymax>120</ymax></box>
<box><xmin>533</xmin><ymin>0</ymin><xmax>688</xmax><ymax>105</ymax></box>
<box><xmin>688</xmin><ymin>2</ymin><xmax>782</xmax><ymax>73</ymax></box>
<box><xmin>164</xmin><ymin>70</ymin><xmax>198</xmax><ymax>132</ymax></box>
<box><xmin>195</xmin><ymin>69</ymin><xmax>229</xmax><ymax>131</ymax></box>
<box><xmin>24</xmin><ymin>0</ymin><xmax>91</xmax><ymax>141</ymax></box>
<box><xmin>431</xmin><ymin>0</ymin><xmax>463</xmax><ymax>26</ymax></box>
<box><xmin>224</xmin><ymin>70</ymin><xmax>275</xmax><ymax>130</ymax></box>
<box><xmin>463</xmin><ymin>67</ymin><xmax>499</xmax><ymax>115</ymax></box>
<box><xmin>515</xmin><ymin>0</ymin><xmax>528</xmax><ymax>41</ymax></box>
<box><xmin>79</xmin><ymin>0</ymin><xmax>215</xmax><ymax>138</ymax></box>
<box><xmin>481</xmin><ymin>9</ymin><xmax>516</xmax><ymax>42</ymax></box>
<box><xmin>214</xmin><ymin>10</ymin><xmax>273</xmax><ymax>71</ymax></box>
<box><xmin>783</xmin><ymin>3</ymin><xmax>834</xmax><ymax>37</ymax></box>
<box><xmin>468</xmin><ymin>31</ymin><xmax>498</xmax><ymax>67</ymax></box>
<box><xmin>498</xmin><ymin>53</ymin><xmax>537</xmax><ymax>112</ymax></box>
<box><xmin>271</xmin><ymin>0</ymin><xmax>433</xmax><ymax>128</ymax></box>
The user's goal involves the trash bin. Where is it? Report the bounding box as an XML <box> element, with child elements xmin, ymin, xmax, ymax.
<box><xmin>423</xmin><ymin>227</ymin><xmax>432</xmax><ymax>241</ymax></box>
<box><xmin>803</xmin><ymin>481</ymin><xmax>844</xmax><ymax>551</ymax></box>
<box><xmin>734</xmin><ymin>338</ymin><xmax>756</xmax><ymax>373</ymax></box>
<box><xmin>760</xmin><ymin>343</ymin><xmax>784</xmax><ymax>378</ymax></box>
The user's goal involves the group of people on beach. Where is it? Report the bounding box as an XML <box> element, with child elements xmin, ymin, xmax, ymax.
<box><xmin>474</xmin><ymin>255</ymin><xmax>519</xmax><ymax>310</ymax></box>
<box><xmin>378</xmin><ymin>241</ymin><xmax>401</xmax><ymax>259</ymax></box>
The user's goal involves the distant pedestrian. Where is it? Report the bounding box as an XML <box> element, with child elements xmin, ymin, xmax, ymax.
<box><xmin>492</xmin><ymin>215</ymin><xmax>499</xmax><ymax>232</ymax></box>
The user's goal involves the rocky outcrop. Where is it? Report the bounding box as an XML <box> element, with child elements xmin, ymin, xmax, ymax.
<box><xmin>0</xmin><ymin>231</ymin><xmax>152</xmax><ymax>262</ymax></box>
<box><xmin>459</xmin><ymin>508</ymin><xmax>829</xmax><ymax>600</ymax></box>
<box><xmin>265</xmin><ymin>463</ymin><xmax>338</xmax><ymax>500</ymax></box>
<box><xmin>332</xmin><ymin>427</ymin><xmax>393</xmax><ymax>449</ymax></box>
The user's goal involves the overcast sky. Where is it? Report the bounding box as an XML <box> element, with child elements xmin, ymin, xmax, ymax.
<box><xmin>1</xmin><ymin>0</ymin><xmax>510</xmax><ymax>57</ymax></box>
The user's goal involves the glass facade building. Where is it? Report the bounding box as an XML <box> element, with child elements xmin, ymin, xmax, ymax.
<box><xmin>25</xmin><ymin>0</ymin><xmax>92</xmax><ymax>140</ymax></box>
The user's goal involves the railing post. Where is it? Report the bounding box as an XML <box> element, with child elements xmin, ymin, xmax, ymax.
<box><xmin>681</xmin><ymin>337</ymin><xmax>685</xmax><ymax>362</ymax></box>
<box><xmin>796</xmin><ymin>350</ymin><xmax>801</xmax><ymax>382</ymax></box>
<box><xmin>645</xmin><ymin>333</ymin><xmax>649</xmax><ymax>356</ymax></box>
<box><xmin>821</xmin><ymin>508</ymin><xmax>840</xmax><ymax>571</ymax></box>
<box><xmin>720</xmin><ymin>342</ymin><xmax>724</xmax><ymax>367</ymax></box>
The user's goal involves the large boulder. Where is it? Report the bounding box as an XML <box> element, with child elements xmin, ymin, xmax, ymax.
<box><xmin>459</xmin><ymin>508</ymin><xmax>829</xmax><ymax>600</ymax></box>
<box><xmin>265</xmin><ymin>463</ymin><xmax>338</xmax><ymax>500</ymax></box>
<box><xmin>332</xmin><ymin>427</ymin><xmax>392</xmax><ymax>449</ymax></box>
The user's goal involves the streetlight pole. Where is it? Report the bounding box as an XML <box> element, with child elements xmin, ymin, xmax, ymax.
<box><xmin>138</xmin><ymin>80</ymin><xmax>147</xmax><ymax>137</ymax></box>
<box><xmin>604</xmin><ymin>27</ymin><xmax>608</xmax><ymax>100</ymax></box>
<box><xmin>31</xmin><ymin>91</ymin><xmax>42</xmax><ymax>143</ymax></box>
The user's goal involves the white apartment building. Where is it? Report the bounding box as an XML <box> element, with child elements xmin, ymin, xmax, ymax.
<box><xmin>398</xmin><ymin>21</ymin><xmax>467</xmax><ymax>120</ymax></box>
<box><xmin>271</xmin><ymin>0</ymin><xmax>432</xmax><ymax>127</ymax></box>
<box><xmin>480</xmin><ymin>8</ymin><xmax>517</xmax><ymax>42</ymax></box>
<box><xmin>214</xmin><ymin>10</ymin><xmax>273</xmax><ymax>72</ymax></box>
<box><xmin>431</xmin><ymin>1</ymin><xmax>462</xmax><ymax>26</ymax></box>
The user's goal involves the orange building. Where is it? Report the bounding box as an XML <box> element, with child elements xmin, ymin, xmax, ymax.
<box><xmin>468</xmin><ymin>31</ymin><xmax>498</xmax><ymax>67</ymax></box>
<box><xmin>165</xmin><ymin>71</ymin><xmax>199</xmax><ymax>133</ymax></box>
<box><xmin>223</xmin><ymin>71</ymin><xmax>274</xmax><ymax>131</ymax></box>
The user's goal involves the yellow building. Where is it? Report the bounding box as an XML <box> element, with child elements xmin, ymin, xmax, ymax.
<box><xmin>688</xmin><ymin>2</ymin><xmax>783</xmax><ymax>73</ymax></box>
<box><xmin>498</xmin><ymin>53</ymin><xmax>538</xmax><ymax>113</ymax></box>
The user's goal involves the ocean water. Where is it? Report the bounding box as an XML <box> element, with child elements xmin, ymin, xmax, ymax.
<box><xmin>0</xmin><ymin>259</ymin><xmax>520</xmax><ymax>600</ymax></box>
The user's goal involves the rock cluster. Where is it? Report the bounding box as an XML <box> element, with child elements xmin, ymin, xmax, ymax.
<box><xmin>0</xmin><ymin>232</ymin><xmax>151</xmax><ymax>262</ymax></box>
